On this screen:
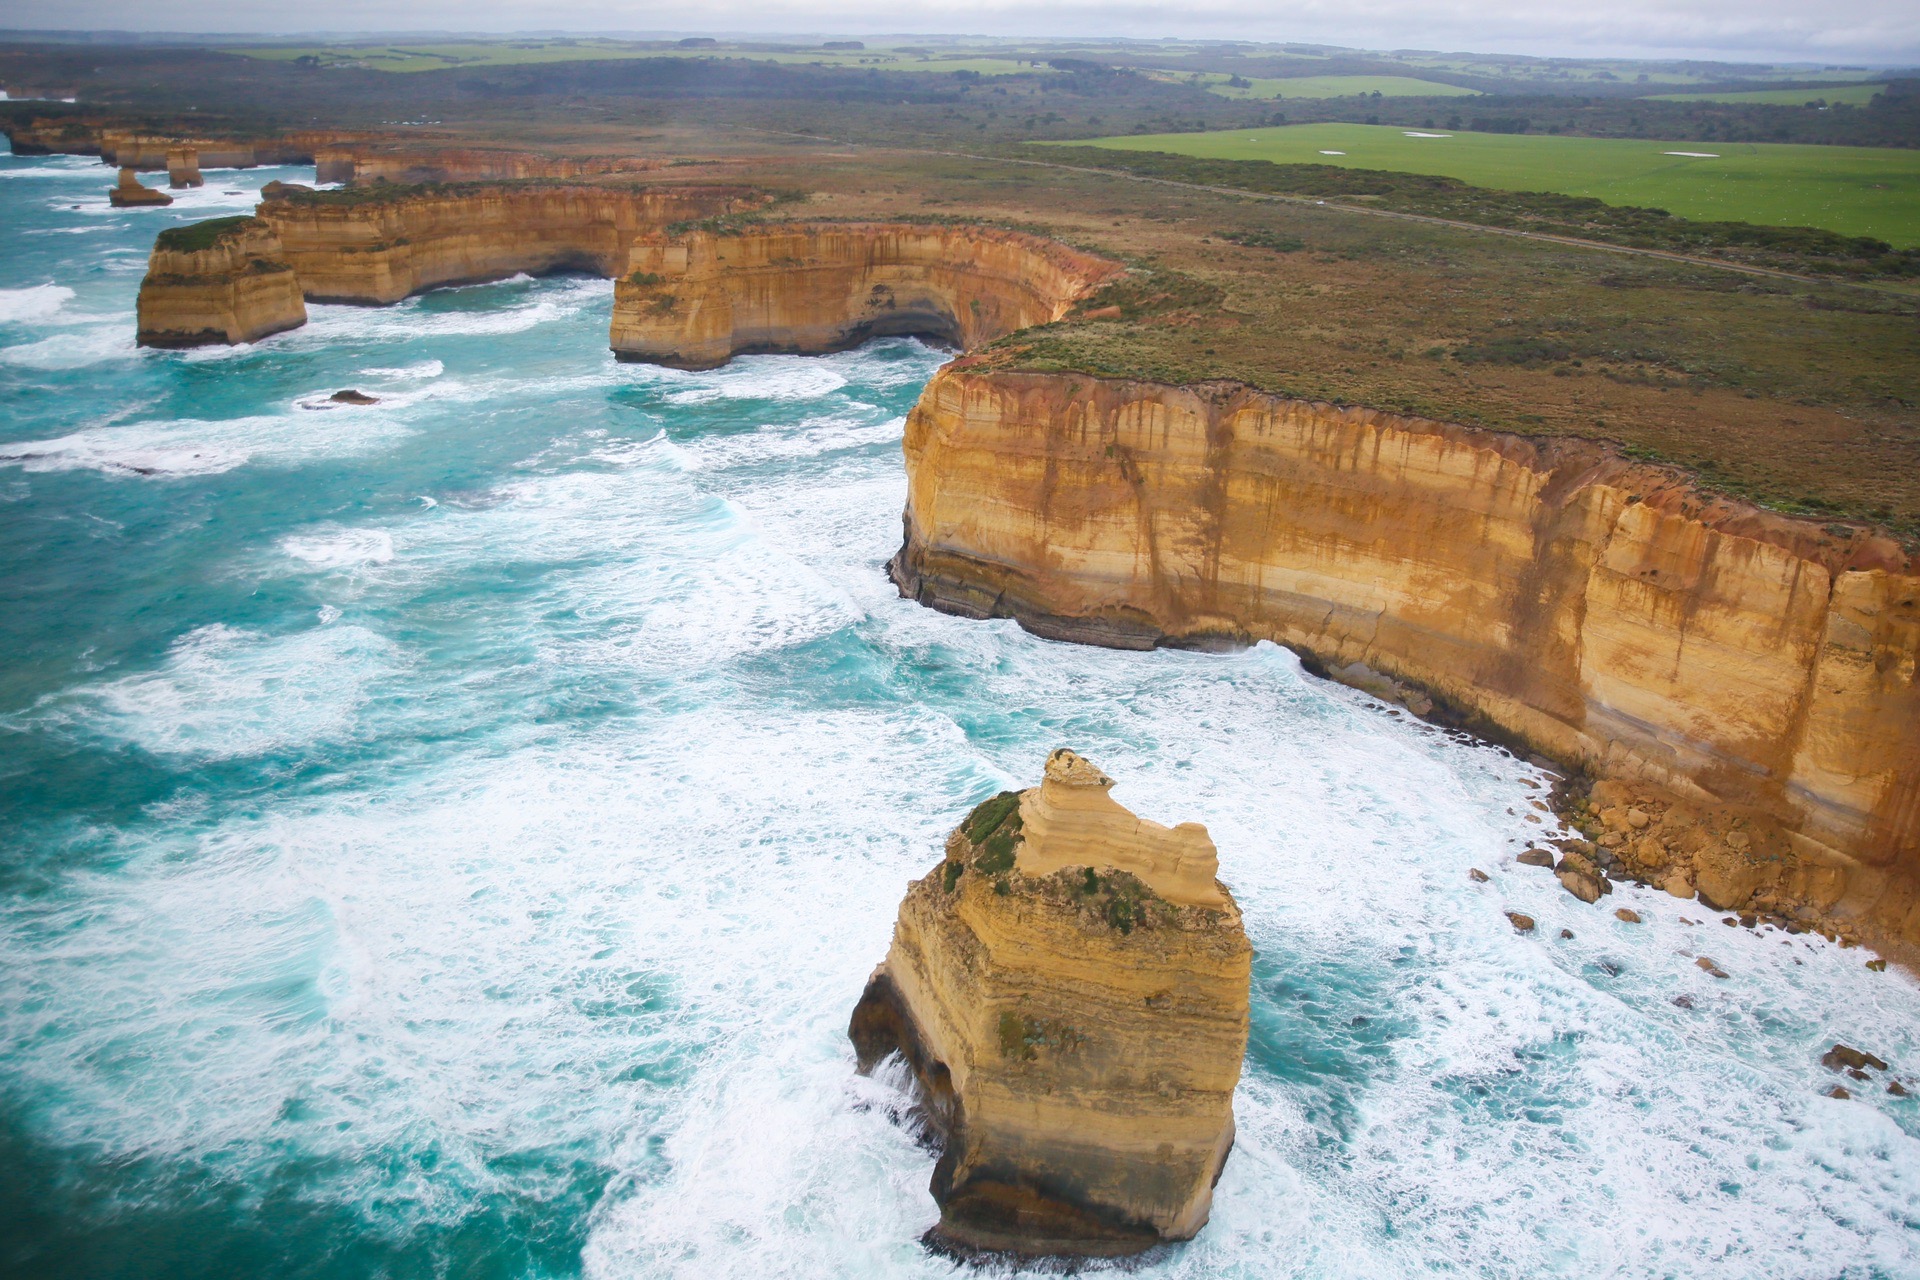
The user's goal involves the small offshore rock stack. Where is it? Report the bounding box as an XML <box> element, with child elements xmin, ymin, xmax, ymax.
<box><xmin>166</xmin><ymin>146</ymin><xmax>204</xmax><ymax>189</ymax></box>
<box><xmin>850</xmin><ymin>749</ymin><xmax>1251</xmax><ymax>1258</ymax></box>
<box><xmin>108</xmin><ymin>166</ymin><xmax>172</xmax><ymax>208</ymax></box>
<box><xmin>136</xmin><ymin>217</ymin><xmax>306</xmax><ymax>347</ymax></box>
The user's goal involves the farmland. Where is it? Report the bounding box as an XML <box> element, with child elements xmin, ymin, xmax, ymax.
<box><xmin>1061</xmin><ymin>123</ymin><xmax>1920</xmax><ymax>244</ymax></box>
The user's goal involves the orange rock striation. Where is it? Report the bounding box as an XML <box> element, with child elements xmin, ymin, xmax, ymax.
<box><xmin>254</xmin><ymin>182</ymin><xmax>767</xmax><ymax>304</ymax></box>
<box><xmin>2</xmin><ymin>117</ymin><xmax>366</xmax><ymax>170</ymax></box>
<box><xmin>133</xmin><ymin>183</ymin><xmax>766</xmax><ymax>346</ymax></box>
<box><xmin>851</xmin><ymin>750</ymin><xmax>1251</xmax><ymax>1258</ymax></box>
<box><xmin>136</xmin><ymin>217</ymin><xmax>306</xmax><ymax>347</ymax></box>
<box><xmin>888</xmin><ymin>368</ymin><xmax>1920</xmax><ymax>944</ymax></box>
<box><xmin>612</xmin><ymin>223</ymin><xmax>1121</xmax><ymax>368</ymax></box>
<box><xmin>312</xmin><ymin>143</ymin><xmax>663</xmax><ymax>187</ymax></box>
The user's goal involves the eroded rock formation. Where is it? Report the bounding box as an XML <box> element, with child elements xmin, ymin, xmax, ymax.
<box><xmin>888</xmin><ymin>367</ymin><xmax>1920</xmax><ymax>944</ymax></box>
<box><xmin>612</xmin><ymin>223</ymin><xmax>1121</xmax><ymax>368</ymax></box>
<box><xmin>166</xmin><ymin>146</ymin><xmax>203</xmax><ymax>189</ymax></box>
<box><xmin>0</xmin><ymin>118</ymin><xmax>365</xmax><ymax>170</ymax></box>
<box><xmin>136</xmin><ymin>217</ymin><xmax>306</xmax><ymax>347</ymax></box>
<box><xmin>256</xmin><ymin>183</ymin><xmax>765</xmax><ymax>304</ymax></box>
<box><xmin>109</xmin><ymin>166</ymin><xmax>171</xmax><ymax>208</ymax></box>
<box><xmin>850</xmin><ymin>749</ymin><xmax>1251</xmax><ymax>1258</ymax></box>
<box><xmin>312</xmin><ymin>143</ymin><xmax>663</xmax><ymax>187</ymax></box>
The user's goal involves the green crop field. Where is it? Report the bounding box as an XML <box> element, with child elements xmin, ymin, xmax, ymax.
<box><xmin>225</xmin><ymin>41</ymin><xmax>1053</xmax><ymax>76</ymax></box>
<box><xmin>1644</xmin><ymin>83</ymin><xmax>1887</xmax><ymax>106</ymax></box>
<box><xmin>1175</xmin><ymin>73</ymin><xmax>1480</xmax><ymax>100</ymax></box>
<box><xmin>1060</xmin><ymin>122</ymin><xmax>1920</xmax><ymax>245</ymax></box>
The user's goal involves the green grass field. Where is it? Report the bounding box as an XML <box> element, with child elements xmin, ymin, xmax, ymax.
<box><xmin>225</xmin><ymin>41</ymin><xmax>1053</xmax><ymax>77</ymax></box>
<box><xmin>1189</xmin><ymin>73</ymin><xmax>1481</xmax><ymax>100</ymax></box>
<box><xmin>1061</xmin><ymin>123</ymin><xmax>1920</xmax><ymax>245</ymax></box>
<box><xmin>1644</xmin><ymin>83</ymin><xmax>1887</xmax><ymax>106</ymax></box>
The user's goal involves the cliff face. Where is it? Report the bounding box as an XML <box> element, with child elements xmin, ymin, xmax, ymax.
<box><xmin>136</xmin><ymin>219</ymin><xmax>306</xmax><ymax>347</ymax></box>
<box><xmin>890</xmin><ymin>367</ymin><xmax>1920</xmax><ymax>943</ymax></box>
<box><xmin>312</xmin><ymin>144</ymin><xmax>663</xmax><ymax>187</ymax></box>
<box><xmin>851</xmin><ymin>750</ymin><xmax>1250</xmax><ymax>1258</ymax></box>
<box><xmin>257</xmin><ymin>184</ymin><xmax>766</xmax><ymax>304</ymax></box>
<box><xmin>611</xmin><ymin>224</ymin><xmax>1122</xmax><ymax>368</ymax></box>
<box><xmin>166</xmin><ymin>147</ymin><xmax>203</xmax><ymax>189</ymax></box>
<box><xmin>0</xmin><ymin>118</ymin><xmax>363</xmax><ymax>169</ymax></box>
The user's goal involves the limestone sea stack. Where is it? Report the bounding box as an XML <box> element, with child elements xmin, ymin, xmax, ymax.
<box><xmin>136</xmin><ymin>217</ymin><xmax>306</xmax><ymax>347</ymax></box>
<box><xmin>850</xmin><ymin>750</ymin><xmax>1252</xmax><ymax>1258</ymax></box>
<box><xmin>108</xmin><ymin>166</ymin><xmax>171</xmax><ymax>208</ymax></box>
<box><xmin>166</xmin><ymin>146</ymin><xmax>204</xmax><ymax>189</ymax></box>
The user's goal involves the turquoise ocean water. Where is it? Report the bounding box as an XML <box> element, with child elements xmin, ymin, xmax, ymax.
<box><xmin>1</xmin><ymin>144</ymin><xmax>1917</xmax><ymax>1279</ymax></box>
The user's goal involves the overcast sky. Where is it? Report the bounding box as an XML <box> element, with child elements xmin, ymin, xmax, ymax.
<box><xmin>2</xmin><ymin>0</ymin><xmax>1915</xmax><ymax>66</ymax></box>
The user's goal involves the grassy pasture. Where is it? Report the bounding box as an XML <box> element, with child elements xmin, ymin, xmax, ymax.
<box><xmin>1644</xmin><ymin>83</ymin><xmax>1887</xmax><ymax>106</ymax></box>
<box><xmin>1190</xmin><ymin>73</ymin><xmax>1481</xmax><ymax>100</ymax></box>
<box><xmin>1061</xmin><ymin>123</ymin><xmax>1920</xmax><ymax>245</ymax></box>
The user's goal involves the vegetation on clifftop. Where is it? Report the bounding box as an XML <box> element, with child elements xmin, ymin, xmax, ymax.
<box><xmin>154</xmin><ymin>216</ymin><xmax>258</xmax><ymax>253</ymax></box>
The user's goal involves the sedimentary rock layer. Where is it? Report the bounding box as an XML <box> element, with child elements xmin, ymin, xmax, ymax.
<box><xmin>0</xmin><ymin>118</ymin><xmax>363</xmax><ymax>170</ymax></box>
<box><xmin>611</xmin><ymin>223</ymin><xmax>1122</xmax><ymax>368</ymax></box>
<box><xmin>136</xmin><ymin>218</ymin><xmax>306</xmax><ymax>346</ymax></box>
<box><xmin>851</xmin><ymin>751</ymin><xmax>1251</xmax><ymax>1257</ymax></box>
<box><xmin>889</xmin><ymin>367</ymin><xmax>1920</xmax><ymax>942</ymax></box>
<box><xmin>108</xmin><ymin>167</ymin><xmax>171</xmax><ymax>208</ymax></box>
<box><xmin>256</xmin><ymin>183</ymin><xmax>767</xmax><ymax>304</ymax></box>
<box><xmin>312</xmin><ymin>144</ymin><xmax>663</xmax><ymax>187</ymax></box>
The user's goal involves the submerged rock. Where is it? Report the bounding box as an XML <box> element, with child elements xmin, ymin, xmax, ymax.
<box><xmin>849</xmin><ymin>749</ymin><xmax>1251</xmax><ymax>1259</ymax></box>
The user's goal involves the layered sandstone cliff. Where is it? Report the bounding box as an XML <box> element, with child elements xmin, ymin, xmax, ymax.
<box><xmin>256</xmin><ymin>183</ymin><xmax>766</xmax><ymax>304</ymax></box>
<box><xmin>0</xmin><ymin>120</ymin><xmax>365</xmax><ymax>171</ymax></box>
<box><xmin>166</xmin><ymin>147</ymin><xmax>203</xmax><ymax>189</ymax></box>
<box><xmin>890</xmin><ymin>367</ymin><xmax>1920</xmax><ymax>944</ymax></box>
<box><xmin>136</xmin><ymin>217</ymin><xmax>306</xmax><ymax>347</ymax></box>
<box><xmin>851</xmin><ymin>750</ymin><xmax>1251</xmax><ymax>1257</ymax></box>
<box><xmin>312</xmin><ymin>143</ymin><xmax>663</xmax><ymax>187</ymax></box>
<box><xmin>612</xmin><ymin>223</ymin><xmax>1121</xmax><ymax>368</ymax></box>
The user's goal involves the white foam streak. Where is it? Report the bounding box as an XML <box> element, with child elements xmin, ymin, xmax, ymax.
<box><xmin>0</xmin><ymin>283</ymin><xmax>74</xmax><ymax>323</ymax></box>
<box><xmin>0</xmin><ymin>410</ymin><xmax>410</xmax><ymax>478</ymax></box>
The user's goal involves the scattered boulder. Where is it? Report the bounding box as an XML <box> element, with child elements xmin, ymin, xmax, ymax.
<box><xmin>1695</xmin><ymin>957</ymin><xmax>1729</xmax><ymax>979</ymax></box>
<box><xmin>329</xmin><ymin>389</ymin><xmax>380</xmax><ymax>405</ymax></box>
<box><xmin>1672</xmin><ymin>995</ymin><xmax>1694</xmax><ymax>1009</ymax></box>
<box><xmin>1826</xmin><ymin>1085</ymin><xmax>1851</xmax><ymax>1100</ymax></box>
<box><xmin>850</xmin><ymin>749</ymin><xmax>1250</xmax><ymax>1258</ymax></box>
<box><xmin>1614</xmin><ymin>908</ymin><xmax>1642</xmax><ymax>924</ymax></box>
<box><xmin>1867</xmin><ymin>959</ymin><xmax>1888</xmax><ymax>972</ymax></box>
<box><xmin>1891</xmin><ymin>1081</ymin><xmax>1911</xmax><ymax>1098</ymax></box>
<box><xmin>1559</xmin><ymin>928</ymin><xmax>1574</xmax><ymax>939</ymax></box>
<box><xmin>1822</xmin><ymin>1044</ymin><xmax>1889</xmax><ymax>1073</ymax></box>
<box><xmin>1469</xmin><ymin>868</ymin><xmax>1490</xmax><ymax>883</ymax></box>
<box><xmin>1556</xmin><ymin>851</ymin><xmax>1611</xmax><ymax>904</ymax></box>
<box><xmin>1505</xmin><ymin>912</ymin><xmax>1535</xmax><ymax>933</ymax></box>
<box><xmin>1516</xmin><ymin>848</ymin><xmax>1555</xmax><ymax>868</ymax></box>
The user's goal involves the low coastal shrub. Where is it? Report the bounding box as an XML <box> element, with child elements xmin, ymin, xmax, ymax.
<box><xmin>155</xmin><ymin>215</ymin><xmax>256</xmax><ymax>253</ymax></box>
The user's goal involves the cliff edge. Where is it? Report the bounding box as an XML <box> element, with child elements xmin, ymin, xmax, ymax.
<box><xmin>889</xmin><ymin>366</ymin><xmax>1920</xmax><ymax>947</ymax></box>
<box><xmin>850</xmin><ymin>749</ymin><xmax>1251</xmax><ymax>1258</ymax></box>
<box><xmin>136</xmin><ymin>217</ymin><xmax>305</xmax><ymax>347</ymax></box>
